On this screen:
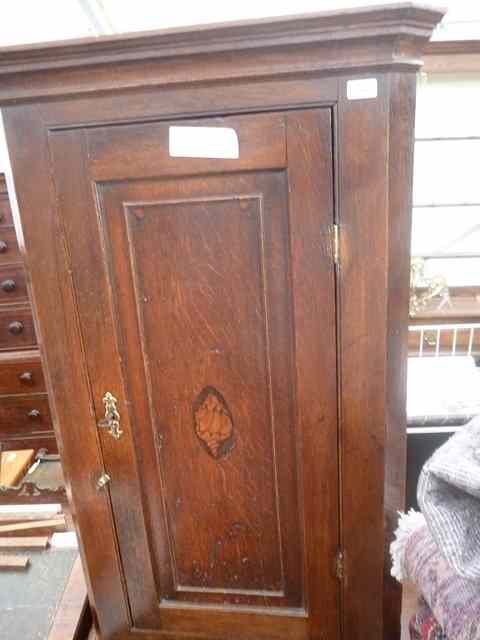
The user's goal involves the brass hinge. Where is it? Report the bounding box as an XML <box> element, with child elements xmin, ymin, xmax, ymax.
<box><xmin>335</xmin><ymin>550</ymin><xmax>345</xmax><ymax>581</ymax></box>
<box><xmin>332</xmin><ymin>224</ymin><xmax>340</xmax><ymax>265</ymax></box>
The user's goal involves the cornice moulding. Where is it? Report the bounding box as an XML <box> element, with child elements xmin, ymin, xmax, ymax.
<box><xmin>0</xmin><ymin>3</ymin><xmax>445</xmax><ymax>103</ymax></box>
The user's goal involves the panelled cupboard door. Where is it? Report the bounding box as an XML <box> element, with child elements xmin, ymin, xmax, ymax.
<box><xmin>49</xmin><ymin>109</ymin><xmax>339</xmax><ymax>639</ymax></box>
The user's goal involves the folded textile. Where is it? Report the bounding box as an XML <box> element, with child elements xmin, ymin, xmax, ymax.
<box><xmin>409</xmin><ymin>598</ymin><xmax>448</xmax><ymax>640</ymax></box>
<box><xmin>418</xmin><ymin>416</ymin><xmax>480</xmax><ymax>580</ymax></box>
<box><xmin>391</xmin><ymin>511</ymin><xmax>480</xmax><ymax>640</ymax></box>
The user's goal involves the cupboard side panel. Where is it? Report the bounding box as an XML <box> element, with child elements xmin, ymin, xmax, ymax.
<box><xmin>383</xmin><ymin>71</ymin><xmax>417</xmax><ymax>640</ymax></box>
<box><xmin>337</xmin><ymin>76</ymin><xmax>390</xmax><ymax>639</ymax></box>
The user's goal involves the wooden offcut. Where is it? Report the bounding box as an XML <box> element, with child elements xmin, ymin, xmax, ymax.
<box><xmin>0</xmin><ymin>554</ymin><xmax>29</xmax><ymax>569</ymax></box>
<box><xmin>0</xmin><ymin>516</ymin><xmax>64</xmax><ymax>535</ymax></box>
<box><xmin>0</xmin><ymin>508</ymin><xmax>62</xmax><ymax>522</ymax></box>
<box><xmin>0</xmin><ymin>536</ymin><xmax>49</xmax><ymax>549</ymax></box>
<box><xmin>0</xmin><ymin>449</ymin><xmax>35</xmax><ymax>486</ymax></box>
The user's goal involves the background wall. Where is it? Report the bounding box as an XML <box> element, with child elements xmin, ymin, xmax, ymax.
<box><xmin>0</xmin><ymin>0</ymin><xmax>479</xmax><ymax>172</ymax></box>
<box><xmin>0</xmin><ymin>0</ymin><xmax>478</xmax><ymax>47</ymax></box>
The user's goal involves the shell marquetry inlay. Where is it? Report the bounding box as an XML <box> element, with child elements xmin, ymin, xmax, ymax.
<box><xmin>193</xmin><ymin>386</ymin><xmax>234</xmax><ymax>459</ymax></box>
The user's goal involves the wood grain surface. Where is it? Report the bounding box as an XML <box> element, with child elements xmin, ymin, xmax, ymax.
<box><xmin>0</xmin><ymin>449</ymin><xmax>34</xmax><ymax>486</ymax></box>
<box><xmin>0</xmin><ymin>536</ymin><xmax>49</xmax><ymax>549</ymax></box>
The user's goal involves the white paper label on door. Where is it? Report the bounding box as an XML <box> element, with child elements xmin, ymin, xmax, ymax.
<box><xmin>346</xmin><ymin>78</ymin><xmax>378</xmax><ymax>100</ymax></box>
<box><xmin>169</xmin><ymin>126</ymin><xmax>240</xmax><ymax>159</ymax></box>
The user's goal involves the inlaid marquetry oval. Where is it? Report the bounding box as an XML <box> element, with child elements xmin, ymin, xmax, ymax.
<box><xmin>193</xmin><ymin>386</ymin><xmax>234</xmax><ymax>459</ymax></box>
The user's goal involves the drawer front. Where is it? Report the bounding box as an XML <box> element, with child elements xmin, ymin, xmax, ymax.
<box><xmin>0</xmin><ymin>305</ymin><xmax>37</xmax><ymax>351</ymax></box>
<box><xmin>0</xmin><ymin>227</ymin><xmax>21</xmax><ymax>264</ymax></box>
<box><xmin>1</xmin><ymin>432</ymin><xmax>58</xmax><ymax>455</ymax></box>
<box><xmin>0</xmin><ymin>194</ymin><xmax>13</xmax><ymax>226</ymax></box>
<box><xmin>0</xmin><ymin>351</ymin><xmax>45</xmax><ymax>395</ymax></box>
<box><xmin>0</xmin><ymin>394</ymin><xmax>52</xmax><ymax>437</ymax></box>
<box><xmin>0</xmin><ymin>264</ymin><xmax>28</xmax><ymax>304</ymax></box>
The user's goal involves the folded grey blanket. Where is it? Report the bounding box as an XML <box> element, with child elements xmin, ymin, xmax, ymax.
<box><xmin>418</xmin><ymin>415</ymin><xmax>480</xmax><ymax>580</ymax></box>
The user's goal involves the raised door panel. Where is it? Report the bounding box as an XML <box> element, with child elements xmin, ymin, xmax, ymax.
<box><xmin>100</xmin><ymin>172</ymin><xmax>302</xmax><ymax>609</ymax></box>
<box><xmin>49</xmin><ymin>109</ymin><xmax>339</xmax><ymax>640</ymax></box>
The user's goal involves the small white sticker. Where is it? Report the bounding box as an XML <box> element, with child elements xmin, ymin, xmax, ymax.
<box><xmin>169</xmin><ymin>126</ymin><xmax>239</xmax><ymax>159</ymax></box>
<box><xmin>346</xmin><ymin>78</ymin><xmax>378</xmax><ymax>101</ymax></box>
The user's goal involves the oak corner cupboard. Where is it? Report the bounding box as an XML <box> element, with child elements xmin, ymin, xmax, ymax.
<box><xmin>0</xmin><ymin>5</ymin><xmax>443</xmax><ymax>639</ymax></box>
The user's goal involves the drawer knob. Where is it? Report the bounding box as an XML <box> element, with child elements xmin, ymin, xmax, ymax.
<box><xmin>8</xmin><ymin>321</ymin><xmax>24</xmax><ymax>335</ymax></box>
<box><xmin>27</xmin><ymin>409</ymin><xmax>41</xmax><ymax>419</ymax></box>
<box><xmin>1</xmin><ymin>279</ymin><xmax>16</xmax><ymax>293</ymax></box>
<box><xmin>19</xmin><ymin>371</ymin><xmax>33</xmax><ymax>383</ymax></box>
<box><xmin>0</xmin><ymin>240</ymin><xmax>7</xmax><ymax>253</ymax></box>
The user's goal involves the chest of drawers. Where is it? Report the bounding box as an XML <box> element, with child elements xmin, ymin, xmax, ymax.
<box><xmin>0</xmin><ymin>175</ymin><xmax>56</xmax><ymax>454</ymax></box>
